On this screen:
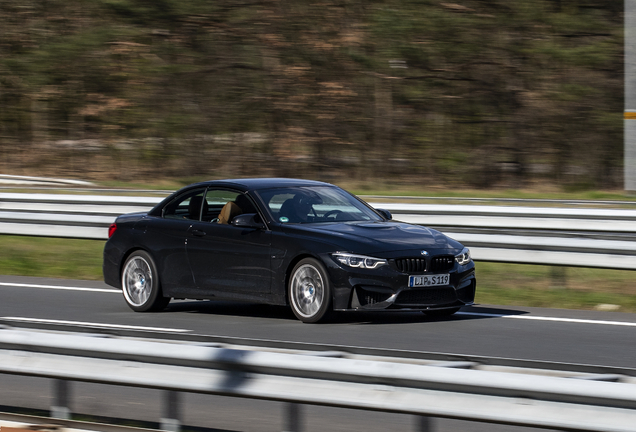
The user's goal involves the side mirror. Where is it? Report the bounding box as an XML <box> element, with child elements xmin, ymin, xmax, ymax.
<box><xmin>231</xmin><ymin>213</ymin><xmax>266</xmax><ymax>229</ymax></box>
<box><xmin>376</xmin><ymin>208</ymin><xmax>392</xmax><ymax>220</ymax></box>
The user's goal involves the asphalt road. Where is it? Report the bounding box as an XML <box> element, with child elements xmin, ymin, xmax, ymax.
<box><xmin>1</xmin><ymin>274</ymin><xmax>636</xmax><ymax>432</ymax></box>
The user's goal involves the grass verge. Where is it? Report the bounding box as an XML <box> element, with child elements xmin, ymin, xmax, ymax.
<box><xmin>83</xmin><ymin>178</ymin><xmax>636</xmax><ymax>202</ymax></box>
<box><xmin>476</xmin><ymin>263</ymin><xmax>636</xmax><ymax>312</ymax></box>
<box><xmin>1</xmin><ymin>235</ymin><xmax>635</xmax><ymax>313</ymax></box>
<box><xmin>0</xmin><ymin>235</ymin><xmax>104</xmax><ymax>280</ymax></box>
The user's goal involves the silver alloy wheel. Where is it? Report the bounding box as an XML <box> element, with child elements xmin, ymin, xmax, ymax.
<box><xmin>122</xmin><ymin>256</ymin><xmax>153</xmax><ymax>307</ymax></box>
<box><xmin>290</xmin><ymin>263</ymin><xmax>325</xmax><ymax>319</ymax></box>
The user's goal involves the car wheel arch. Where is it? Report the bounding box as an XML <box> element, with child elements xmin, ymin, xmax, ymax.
<box><xmin>120</xmin><ymin>249</ymin><xmax>170</xmax><ymax>312</ymax></box>
<box><xmin>284</xmin><ymin>253</ymin><xmax>327</xmax><ymax>305</ymax></box>
<box><xmin>119</xmin><ymin>247</ymin><xmax>154</xmax><ymax>282</ymax></box>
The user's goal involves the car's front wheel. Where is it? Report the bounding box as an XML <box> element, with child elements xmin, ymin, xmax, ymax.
<box><xmin>289</xmin><ymin>258</ymin><xmax>332</xmax><ymax>323</ymax></box>
<box><xmin>121</xmin><ymin>250</ymin><xmax>170</xmax><ymax>312</ymax></box>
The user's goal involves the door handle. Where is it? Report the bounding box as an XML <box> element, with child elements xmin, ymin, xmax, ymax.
<box><xmin>192</xmin><ymin>229</ymin><xmax>206</xmax><ymax>237</ymax></box>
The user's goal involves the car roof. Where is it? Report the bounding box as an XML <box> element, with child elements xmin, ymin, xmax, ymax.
<box><xmin>191</xmin><ymin>178</ymin><xmax>334</xmax><ymax>192</ymax></box>
<box><xmin>147</xmin><ymin>178</ymin><xmax>337</xmax><ymax>217</ymax></box>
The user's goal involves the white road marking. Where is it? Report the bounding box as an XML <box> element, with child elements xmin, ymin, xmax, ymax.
<box><xmin>457</xmin><ymin>312</ymin><xmax>636</xmax><ymax>327</ymax></box>
<box><xmin>1</xmin><ymin>317</ymin><xmax>191</xmax><ymax>333</ymax></box>
<box><xmin>2</xmin><ymin>282</ymin><xmax>634</xmax><ymax>329</ymax></box>
<box><xmin>0</xmin><ymin>282</ymin><xmax>119</xmax><ymax>293</ymax></box>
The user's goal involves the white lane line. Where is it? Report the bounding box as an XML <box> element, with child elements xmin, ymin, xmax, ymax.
<box><xmin>3</xmin><ymin>282</ymin><xmax>633</xmax><ymax>329</ymax></box>
<box><xmin>457</xmin><ymin>312</ymin><xmax>636</xmax><ymax>327</ymax></box>
<box><xmin>0</xmin><ymin>282</ymin><xmax>119</xmax><ymax>293</ymax></box>
<box><xmin>1</xmin><ymin>317</ymin><xmax>191</xmax><ymax>333</ymax></box>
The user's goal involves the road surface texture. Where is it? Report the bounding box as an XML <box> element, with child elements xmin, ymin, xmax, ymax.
<box><xmin>2</xmin><ymin>275</ymin><xmax>635</xmax><ymax>432</ymax></box>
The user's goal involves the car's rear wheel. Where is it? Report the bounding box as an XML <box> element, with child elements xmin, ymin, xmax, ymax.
<box><xmin>423</xmin><ymin>307</ymin><xmax>461</xmax><ymax>318</ymax></box>
<box><xmin>121</xmin><ymin>250</ymin><xmax>170</xmax><ymax>312</ymax></box>
<box><xmin>289</xmin><ymin>258</ymin><xmax>332</xmax><ymax>323</ymax></box>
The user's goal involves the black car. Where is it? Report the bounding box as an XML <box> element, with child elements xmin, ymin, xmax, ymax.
<box><xmin>103</xmin><ymin>178</ymin><xmax>476</xmax><ymax>323</ymax></box>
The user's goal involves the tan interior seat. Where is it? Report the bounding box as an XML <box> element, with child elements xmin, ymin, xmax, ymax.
<box><xmin>218</xmin><ymin>201</ymin><xmax>242</xmax><ymax>224</ymax></box>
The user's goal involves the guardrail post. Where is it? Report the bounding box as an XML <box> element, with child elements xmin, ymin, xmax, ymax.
<box><xmin>415</xmin><ymin>416</ymin><xmax>433</xmax><ymax>432</ymax></box>
<box><xmin>160</xmin><ymin>390</ymin><xmax>181</xmax><ymax>432</ymax></box>
<box><xmin>283</xmin><ymin>402</ymin><xmax>302</xmax><ymax>432</ymax></box>
<box><xmin>51</xmin><ymin>379</ymin><xmax>71</xmax><ymax>420</ymax></box>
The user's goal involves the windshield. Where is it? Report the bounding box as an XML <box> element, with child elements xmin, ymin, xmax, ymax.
<box><xmin>255</xmin><ymin>186</ymin><xmax>383</xmax><ymax>224</ymax></box>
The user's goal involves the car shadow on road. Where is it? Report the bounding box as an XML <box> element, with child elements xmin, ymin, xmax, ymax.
<box><xmin>164</xmin><ymin>301</ymin><xmax>529</xmax><ymax>325</ymax></box>
<box><xmin>166</xmin><ymin>300</ymin><xmax>299</xmax><ymax>320</ymax></box>
<box><xmin>327</xmin><ymin>305</ymin><xmax>530</xmax><ymax>325</ymax></box>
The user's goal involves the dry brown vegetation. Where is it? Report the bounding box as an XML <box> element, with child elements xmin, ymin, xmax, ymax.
<box><xmin>0</xmin><ymin>0</ymin><xmax>624</xmax><ymax>189</ymax></box>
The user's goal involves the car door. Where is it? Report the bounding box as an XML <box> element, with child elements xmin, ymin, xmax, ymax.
<box><xmin>141</xmin><ymin>187</ymin><xmax>207</xmax><ymax>296</ymax></box>
<box><xmin>186</xmin><ymin>189</ymin><xmax>272</xmax><ymax>296</ymax></box>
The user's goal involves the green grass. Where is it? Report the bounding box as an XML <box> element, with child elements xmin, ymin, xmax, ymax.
<box><xmin>353</xmin><ymin>188</ymin><xmax>636</xmax><ymax>203</ymax></box>
<box><xmin>8</xmin><ymin>177</ymin><xmax>632</xmax><ymax>205</ymax></box>
<box><xmin>97</xmin><ymin>179</ymin><xmax>194</xmax><ymax>191</ymax></box>
<box><xmin>0</xmin><ymin>235</ymin><xmax>105</xmax><ymax>280</ymax></box>
<box><xmin>476</xmin><ymin>263</ymin><xmax>636</xmax><ymax>313</ymax></box>
<box><xmin>1</xmin><ymin>235</ymin><xmax>635</xmax><ymax>313</ymax></box>
<box><xmin>6</xmin><ymin>176</ymin><xmax>617</xmax><ymax>202</ymax></box>
<box><xmin>94</xmin><ymin>178</ymin><xmax>636</xmax><ymax>204</ymax></box>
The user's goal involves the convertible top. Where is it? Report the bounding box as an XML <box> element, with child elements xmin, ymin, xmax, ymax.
<box><xmin>194</xmin><ymin>178</ymin><xmax>333</xmax><ymax>192</ymax></box>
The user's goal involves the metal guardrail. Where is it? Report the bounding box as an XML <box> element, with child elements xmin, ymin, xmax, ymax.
<box><xmin>0</xmin><ymin>192</ymin><xmax>635</xmax><ymax>269</ymax></box>
<box><xmin>0</xmin><ymin>192</ymin><xmax>158</xmax><ymax>240</ymax></box>
<box><xmin>0</xmin><ymin>175</ymin><xmax>95</xmax><ymax>187</ymax></box>
<box><xmin>0</xmin><ymin>328</ymin><xmax>635</xmax><ymax>432</ymax></box>
<box><xmin>363</xmin><ymin>195</ymin><xmax>636</xmax><ymax>207</ymax></box>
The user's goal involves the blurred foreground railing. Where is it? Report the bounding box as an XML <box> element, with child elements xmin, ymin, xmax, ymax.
<box><xmin>1</xmin><ymin>327</ymin><xmax>636</xmax><ymax>432</ymax></box>
<box><xmin>0</xmin><ymin>192</ymin><xmax>635</xmax><ymax>269</ymax></box>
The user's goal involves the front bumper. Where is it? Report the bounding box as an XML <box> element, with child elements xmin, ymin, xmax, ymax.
<box><xmin>322</xmin><ymin>252</ymin><xmax>476</xmax><ymax>312</ymax></box>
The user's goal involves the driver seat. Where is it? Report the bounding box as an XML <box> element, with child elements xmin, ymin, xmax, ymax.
<box><xmin>218</xmin><ymin>201</ymin><xmax>242</xmax><ymax>224</ymax></box>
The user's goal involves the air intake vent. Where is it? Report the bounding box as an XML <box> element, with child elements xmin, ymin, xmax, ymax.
<box><xmin>430</xmin><ymin>256</ymin><xmax>454</xmax><ymax>272</ymax></box>
<box><xmin>394</xmin><ymin>288</ymin><xmax>457</xmax><ymax>306</ymax></box>
<box><xmin>395</xmin><ymin>258</ymin><xmax>426</xmax><ymax>273</ymax></box>
<box><xmin>356</xmin><ymin>287</ymin><xmax>393</xmax><ymax>306</ymax></box>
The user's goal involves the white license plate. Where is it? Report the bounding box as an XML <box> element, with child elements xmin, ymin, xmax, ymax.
<box><xmin>408</xmin><ymin>274</ymin><xmax>450</xmax><ymax>288</ymax></box>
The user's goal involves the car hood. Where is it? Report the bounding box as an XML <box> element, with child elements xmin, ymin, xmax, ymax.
<box><xmin>282</xmin><ymin>221</ymin><xmax>463</xmax><ymax>255</ymax></box>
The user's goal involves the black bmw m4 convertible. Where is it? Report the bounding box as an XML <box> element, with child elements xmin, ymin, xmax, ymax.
<box><xmin>103</xmin><ymin>178</ymin><xmax>476</xmax><ymax>323</ymax></box>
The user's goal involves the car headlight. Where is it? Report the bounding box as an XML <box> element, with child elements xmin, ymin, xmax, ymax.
<box><xmin>332</xmin><ymin>253</ymin><xmax>388</xmax><ymax>269</ymax></box>
<box><xmin>455</xmin><ymin>247</ymin><xmax>471</xmax><ymax>266</ymax></box>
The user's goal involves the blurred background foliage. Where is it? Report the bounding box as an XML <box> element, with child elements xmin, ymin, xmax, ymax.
<box><xmin>0</xmin><ymin>0</ymin><xmax>624</xmax><ymax>189</ymax></box>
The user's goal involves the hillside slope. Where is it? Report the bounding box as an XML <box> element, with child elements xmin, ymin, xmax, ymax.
<box><xmin>0</xmin><ymin>0</ymin><xmax>623</xmax><ymax>189</ymax></box>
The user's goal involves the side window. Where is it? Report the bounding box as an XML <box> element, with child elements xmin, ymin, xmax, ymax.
<box><xmin>162</xmin><ymin>188</ymin><xmax>260</xmax><ymax>224</ymax></box>
<box><xmin>204</xmin><ymin>190</ymin><xmax>260</xmax><ymax>224</ymax></box>
<box><xmin>204</xmin><ymin>189</ymin><xmax>240</xmax><ymax>222</ymax></box>
<box><xmin>163</xmin><ymin>189</ymin><xmax>206</xmax><ymax>220</ymax></box>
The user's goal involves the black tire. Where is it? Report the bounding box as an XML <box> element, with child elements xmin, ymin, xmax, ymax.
<box><xmin>423</xmin><ymin>307</ymin><xmax>461</xmax><ymax>318</ymax></box>
<box><xmin>288</xmin><ymin>258</ymin><xmax>332</xmax><ymax>323</ymax></box>
<box><xmin>121</xmin><ymin>250</ymin><xmax>170</xmax><ymax>312</ymax></box>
